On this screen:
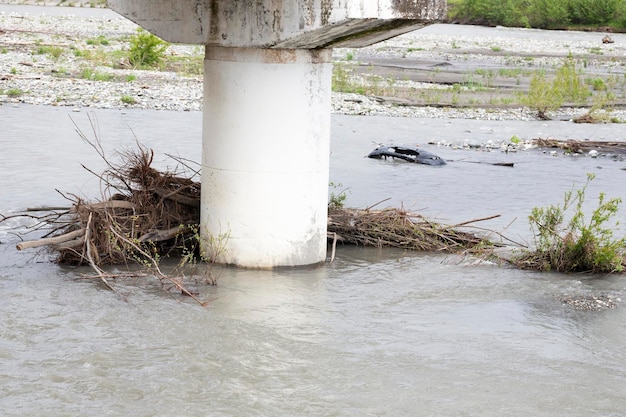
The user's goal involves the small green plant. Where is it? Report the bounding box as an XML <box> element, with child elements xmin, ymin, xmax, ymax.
<box><xmin>120</xmin><ymin>95</ymin><xmax>137</xmax><ymax>105</ymax></box>
<box><xmin>173</xmin><ymin>225</ymin><xmax>220</xmax><ymax>286</ymax></box>
<box><xmin>199</xmin><ymin>228</ymin><xmax>231</xmax><ymax>269</ymax></box>
<box><xmin>332</xmin><ymin>62</ymin><xmax>358</xmax><ymax>93</ymax></box>
<box><xmin>328</xmin><ymin>182</ymin><xmax>349</xmax><ymax>209</ymax></box>
<box><xmin>10</xmin><ymin>67</ymin><xmax>17</xmax><ymax>75</ymax></box>
<box><xmin>517</xmin><ymin>173</ymin><xmax>626</xmax><ymax>273</ymax></box>
<box><xmin>588</xmin><ymin>47</ymin><xmax>604</xmax><ymax>55</ymax></box>
<box><xmin>588</xmin><ymin>77</ymin><xmax>607</xmax><ymax>91</ymax></box>
<box><xmin>86</xmin><ymin>35</ymin><xmax>109</xmax><ymax>46</ymax></box>
<box><xmin>128</xmin><ymin>28</ymin><xmax>168</xmax><ymax>68</ymax></box>
<box><xmin>81</xmin><ymin>68</ymin><xmax>113</xmax><ymax>81</ymax></box>
<box><xmin>35</xmin><ymin>45</ymin><xmax>63</xmax><ymax>60</ymax></box>
<box><xmin>498</xmin><ymin>68</ymin><xmax>523</xmax><ymax>77</ymax></box>
<box><xmin>126</xmin><ymin>74</ymin><xmax>136</xmax><ymax>82</ymax></box>
<box><xmin>6</xmin><ymin>88</ymin><xmax>24</xmax><ymax>97</ymax></box>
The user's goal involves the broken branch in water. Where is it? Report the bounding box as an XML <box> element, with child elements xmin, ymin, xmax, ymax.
<box><xmin>451</xmin><ymin>214</ymin><xmax>501</xmax><ymax>228</ymax></box>
<box><xmin>16</xmin><ymin>228</ymin><xmax>86</xmax><ymax>251</ymax></box>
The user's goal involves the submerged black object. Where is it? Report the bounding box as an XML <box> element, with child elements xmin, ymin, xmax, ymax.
<box><xmin>367</xmin><ymin>144</ymin><xmax>446</xmax><ymax>166</ymax></box>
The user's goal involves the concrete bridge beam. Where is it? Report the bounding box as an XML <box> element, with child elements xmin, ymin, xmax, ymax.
<box><xmin>108</xmin><ymin>0</ymin><xmax>447</xmax><ymax>48</ymax></box>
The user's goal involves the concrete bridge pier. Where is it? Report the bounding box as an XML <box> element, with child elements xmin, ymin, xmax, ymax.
<box><xmin>202</xmin><ymin>47</ymin><xmax>332</xmax><ymax>267</ymax></box>
<box><xmin>107</xmin><ymin>0</ymin><xmax>446</xmax><ymax>268</ymax></box>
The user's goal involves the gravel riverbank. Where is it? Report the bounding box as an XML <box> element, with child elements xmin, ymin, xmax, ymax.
<box><xmin>1</xmin><ymin>4</ymin><xmax>626</xmax><ymax>121</ymax></box>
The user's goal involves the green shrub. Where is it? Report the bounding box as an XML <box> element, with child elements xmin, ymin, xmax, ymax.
<box><xmin>451</xmin><ymin>0</ymin><xmax>529</xmax><ymax>27</ymax></box>
<box><xmin>553</xmin><ymin>54</ymin><xmax>590</xmax><ymax>104</ymax></box>
<box><xmin>521</xmin><ymin>56</ymin><xmax>590</xmax><ymax>118</ymax></box>
<box><xmin>449</xmin><ymin>0</ymin><xmax>626</xmax><ymax>29</ymax></box>
<box><xmin>528</xmin><ymin>0</ymin><xmax>570</xmax><ymax>28</ymax></box>
<box><xmin>518</xmin><ymin>174</ymin><xmax>626</xmax><ymax>273</ymax></box>
<box><xmin>520</xmin><ymin>71</ymin><xmax>563</xmax><ymax>119</ymax></box>
<box><xmin>128</xmin><ymin>28</ymin><xmax>168</xmax><ymax>68</ymax></box>
<box><xmin>568</xmin><ymin>0</ymin><xmax>621</xmax><ymax>24</ymax></box>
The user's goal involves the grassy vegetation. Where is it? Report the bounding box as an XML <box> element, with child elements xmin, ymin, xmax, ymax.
<box><xmin>86</xmin><ymin>35</ymin><xmax>109</xmax><ymax>46</ymax></box>
<box><xmin>34</xmin><ymin>45</ymin><xmax>63</xmax><ymax>60</ymax></box>
<box><xmin>4</xmin><ymin>88</ymin><xmax>25</xmax><ymax>98</ymax></box>
<box><xmin>120</xmin><ymin>95</ymin><xmax>137</xmax><ymax>105</ymax></box>
<box><xmin>448</xmin><ymin>0</ymin><xmax>626</xmax><ymax>30</ymax></box>
<box><xmin>80</xmin><ymin>67</ymin><xmax>114</xmax><ymax>81</ymax></box>
<box><xmin>330</xmin><ymin>47</ymin><xmax>624</xmax><ymax>120</ymax></box>
<box><xmin>518</xmin><ymin>55</ymin><xmax>623</xmax><ymax>120</ymax></box>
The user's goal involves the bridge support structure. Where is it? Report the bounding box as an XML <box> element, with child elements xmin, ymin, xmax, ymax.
<box><xmin>108</xmin><ymin>0</ymin><xmax>446</xmax><ymax>268</ymax></box>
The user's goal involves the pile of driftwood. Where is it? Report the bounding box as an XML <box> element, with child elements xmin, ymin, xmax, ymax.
<box><xmin>12</xmin><ymin>144</ymin><xmax>201</xmax><ymax>268</ymax></box>
<box><xmin>532</xmin><ymin>138</ymin><xmax>626</xmax><ymax>155</ymax></box>
<box><xmin>328</xmin><ymin>207</ymin><xmax>496</xmax><ymax>254</ymax></box>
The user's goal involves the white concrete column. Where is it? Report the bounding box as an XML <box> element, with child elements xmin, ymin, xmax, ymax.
<box><xmin>201</xmin><ymin>47</ymin><xmax>332</xmax><ymax>268</ymax></box>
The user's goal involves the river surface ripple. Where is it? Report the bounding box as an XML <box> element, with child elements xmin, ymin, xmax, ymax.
<box><xmin>1</xmin><ymin>105</ymin><xmax>626</xmax><ymax>416</ymax></box>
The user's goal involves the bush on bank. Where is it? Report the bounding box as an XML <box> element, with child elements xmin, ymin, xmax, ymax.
<box><xmin>448</xmin><ymin>0</ymin><xmax>626</xmax><ymax>30</ymax></box>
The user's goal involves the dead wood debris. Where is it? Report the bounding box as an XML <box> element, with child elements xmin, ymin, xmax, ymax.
<box><xmin>327</xmin><ymin>207</ymin><xmax>496</xmax><ymax>253</ymax></box>
<box><xmin>46</xmin><ymin>144</ymin><xmax>202</xmax><ymax>267</ymax></box>
<box><xmin>532</xmin><ymin>137</ymin><xmax>626</xmax><ymax>155</ymax></box>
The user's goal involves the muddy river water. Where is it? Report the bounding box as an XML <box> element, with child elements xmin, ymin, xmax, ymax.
<box><xmin>2</xmin><ymin>103</ymin><xmax>626</xmax><ymax>416</ymax></box>
<box><xmin>1</xmin><ymin>5</ymin><xmax>626</xmax><ymax>414</ymax></box>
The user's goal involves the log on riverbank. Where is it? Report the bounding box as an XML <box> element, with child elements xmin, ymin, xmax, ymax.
<box><xmin>532</xmin><ymin>138</ymin><xmax>626</xmax><ymax>155</ymax></box>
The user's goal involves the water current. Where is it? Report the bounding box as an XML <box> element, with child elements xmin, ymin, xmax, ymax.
<box><xmin>2</xmin><ymin>104</ymin><xmax>626</xmax><ymax>416</ymax></box>
<box><xmin>2</xmin><ymin>5</ymin><xmax>626</xmax><ymax>414</ymax></box>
